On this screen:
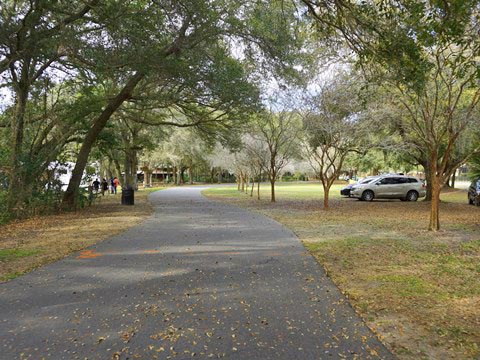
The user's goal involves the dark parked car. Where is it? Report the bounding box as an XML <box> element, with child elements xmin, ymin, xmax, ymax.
<box><xmin>468</xmin><ymin>179</ymin><xmax>480</xmax><ymax>206</ymax></box>
<box><xmin>340</xmin><ymin>176</ymin><xmax>378</xmax><ymax>197</ymax></box>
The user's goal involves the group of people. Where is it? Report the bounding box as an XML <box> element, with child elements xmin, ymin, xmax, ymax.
<box><xmin>92</xmin><ymin>177</ymin><xmax>120</xmax><ymax>195</ymax></box>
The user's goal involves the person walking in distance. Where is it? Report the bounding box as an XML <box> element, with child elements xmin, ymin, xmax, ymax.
<box><xmin>101</xmin><ymin>178</ymin><xmax>108</xmax><ymax>196</ymax></box>
<box><xmin>92</xmin><ymin>178</ymin><xmax>100</xmax><ymax>193</ymax></box>
<box><xmin>113</xmin><ymin>177</ymin><xmax>120</xmax><ymax>194</ymax></box>
<box><xmin>110</xmin><ymin>177</ymin><xmax>115</xmax><ymax>194</ymax></box>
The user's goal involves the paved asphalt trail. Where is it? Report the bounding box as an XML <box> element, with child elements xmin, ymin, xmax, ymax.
<box><xmin>0</xmin><ymin>187</ymin><xmax>392</xmax><ymax>359</ymax></box>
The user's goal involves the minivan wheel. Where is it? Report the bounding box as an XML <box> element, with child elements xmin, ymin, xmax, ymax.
<box><xmin>475</xmin><ymin>197</ymin><xmax>480</xmax><ymax>206</ymax></box>
<box><xmin>406</xmin><ymin>190</ymin><xmax>419</xmax><ymax>202</ymax></box>
<box><xmin>469</xmin><ymin>197</ymin><xmax>474</xmax><ymax>205</ymax></box>
<box><xmin>361</xmin><ymin>190</ymin><xmax>374</xmax><ymax>201</ymax></box>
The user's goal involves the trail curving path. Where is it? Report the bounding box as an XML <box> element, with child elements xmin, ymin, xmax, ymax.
<box><xmin>0</xmin><ymin>186</ymin><xmax>392</xmax><ymax>359</ymax></box>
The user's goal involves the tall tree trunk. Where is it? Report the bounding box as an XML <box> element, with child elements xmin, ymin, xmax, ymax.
<box><xmin>270</xmin><ymin>178</ymin><xmax>276</xmax><ymax>202</ymax></box>
<box><xmin>144</xmin><ymin>170</ymin><xmax>150</xmax><ymax>188</ymax></box>
<box><xmin>180</xmin><ymin>168</ymin><xmax>185</xmax><ymax>184</ymax></box>
<box><xmin>423</xmin><ymin>161</ymin><xmax>433</xmax><ymax>201</ymax></box>
<box><xmin>124</xmin><ymin>150</ymin><xmax>130</xmax><ymax>187</ymax></box>
<box><xmin>106</xmin><ymin>161</ymin><xmax>113</xmax><ymax>180</ymax></box>
<box><xmin>188</xmin><ymin>167</ymin><xmax>193</xmax><ymax>185</ymax></box>
<box><xmin>270</xmin><ymin>156</ymin><xmax>276</xmax><ymax>202</ymax></box>
<box><xmin>210</xmin><ymin>167</ymin><xmax>215</xmax><ymax>183</ymax></box>
<box><xmin>250</xmin><ymin>177</ymin><xmax>254</xmax><ymax>197</ymax></box>
<box><xmin>173</xmin><ymin>166</ymin><xmax>178</xmax><ymax>184</ymax></box>
<box><xmin>429</xmin><ymin>177</ymin><xmax>441</xmax><ymax>231</ymax></box>
<box><xmin>7</xmin><ymin>85</ymin><xmax>29</xmax><ymax>214</ymax></box>
<box><xmin>451</xmin><ymin>171</ymin><xmax>456</xmax><ymax>188</ymax></box>
<box><xmin>240</xmin><ymin>172</ymin><xmax>245</xmax><ymax>191</ymax></box>
<box><xmin>113</xmin><ymin>159</ymin><xmax>122</xmax><ymax>183</ymax></box>
<box><xmin>124</xmin><ymin>147</ymin><xmax>137</xmax><ymax>189</ymax></box>
<box><xmin>237</xmin><ymin>173</ymin><xmax>241</xmax><ymax>191</ymax></box>
<box><xmin>132</xmin><ymin>152</ymin><xmax>138</xmax><ymax>190</ymax></box>
<box><xmin>63</xmin><ymin>71</ymin><xmax>144</xmax><ymax>207</ymax></box>
<box><xmin>323</xmin><ymin>183</ymin><xmax>331</xmax><ymax>210</ymax></box>
<box><xmin>428</xmin><ymin>156</ymin><xmax>440</xmax><ymax>231</ymax></box>
<box><xmin>257</xmin><ymin>180</ymin><xmax>260</xmax><ymax>200</ymax></box>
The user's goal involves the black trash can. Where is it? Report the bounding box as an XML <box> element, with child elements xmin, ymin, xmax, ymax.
<box><xmin>121</xmin><ymin>186</ymin><xmax>135</xmax><ymax>205</ymax></box>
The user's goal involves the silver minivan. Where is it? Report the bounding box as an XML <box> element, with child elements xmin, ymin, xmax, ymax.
<box><xmin>350</xmin><ymin>175</ymin><xmax>426</xmax><ymax>201</ymax></box>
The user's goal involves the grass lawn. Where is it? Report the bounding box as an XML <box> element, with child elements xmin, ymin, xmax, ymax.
<box><xmin>208</xmin><ymin>181</ymin><xmax>340</xmax><ymax>200</ymax></box>
<box><xmin>0</xmin><ymin>187</ymin><xmax>163</xmax><ymax>282</ymax></box>
<box><xmin>204</xmin><ymin>182</ymin><xmax>480</xmax><ymax>360</ymax></box>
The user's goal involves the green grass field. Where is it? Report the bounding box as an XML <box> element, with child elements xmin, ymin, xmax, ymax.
<box><xmin>205</xmin><ymin>181</ymin><xmax>469</xmax><ymax>204</ymax></box>
<box><xmin>206</xmin><ymin>182</ymin><xmax>346</xmax><ymax>200</ymax></box>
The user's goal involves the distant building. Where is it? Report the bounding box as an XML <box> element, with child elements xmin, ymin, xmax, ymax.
<box><xmin>137</xmin><ymin>164</ymin><xmax>175</xmax><ymax>186</ymax></box>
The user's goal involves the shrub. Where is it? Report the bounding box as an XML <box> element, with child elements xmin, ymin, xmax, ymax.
<box><xmin>0</xmin><ymin>190</ymin><xmax>11</xmax><ymax>225</ymax></box>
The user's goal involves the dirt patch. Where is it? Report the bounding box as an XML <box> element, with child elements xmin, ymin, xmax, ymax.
<box><xmin>204</xmin><ymin>186</ymin><xmax>480</xmax><ymax>359</ymax></box>
<box><xmin>0</xmin><ymin>188</ymin><xmax>162</xmax><ymax>282</ymax></box>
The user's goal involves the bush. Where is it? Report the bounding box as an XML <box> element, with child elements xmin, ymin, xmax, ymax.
<box><xmin>22</xmin><ymin>187</ymin><xmax>64</xmax><ymax>217</ymax></box>
<box><xmin>282</xmin><ymin>172</ymin><xmax>307</xmax><ymax>182</ymax></box>
<box><xmin>0</xmin><ymin>190</ymin><xmax>11</xmax><ymax>225</ymax></box>
<box><xmin>294</xmin><ymin>171</ymin><xmax>307</xmax><ymax>181</ymax></box>
<box><xmin>76</xmin><ymin>187</ymin><xmax>95</xmax><ymax>209</ymax></box>
<box><xmin>2</xmin><ymin>183</ymin><xmax>65</xmax><ymax>223</ymax></box>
